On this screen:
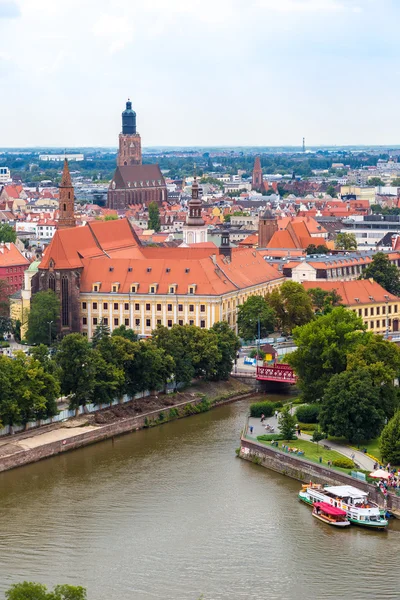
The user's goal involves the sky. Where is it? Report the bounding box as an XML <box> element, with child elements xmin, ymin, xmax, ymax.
<box><xmin>0</xmin><ymin>0</ymin><xmax>399</xmax><ymax>147</ymax></box>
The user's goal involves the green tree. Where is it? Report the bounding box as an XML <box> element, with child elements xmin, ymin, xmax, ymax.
<box><xmin>0</xmin><ymin>278</ymin><xmax>11</xmax><ymax>336</ymax></box>
<box><xmin>368</xmin><ymin>177</ymin><xmax>385</xmax><ymax>187</ymax></box>
<box><xmin>26</xmin><ymin>290</ymin><xmax>60</xmax><ymax>346</ymax></box>
<box><xmin>5</xmin><ymin>582</ymin><xmax>87</xmax><ymax>600</ymax></box>
<box><xmin>237</xmin><ymin>295</ymin><xmax>275</xmax><ymax>341</ymax></box>
<box><xmin>91</xmin><ymin>319</ymin><xmax>111</xmax><ymax>348</ymax></box>
<box><xmin>307</xmin><ymin>287</ymin><xmax>342</xmax><ymax>314</ymax></box>
<box><xmin>148</xmin><ymin>201</ymin><xmax>161</xmax><ymax>232</ymax></box>
<box><xmin>112</xmin><ymin>324</ymin><xmax>138</xmax><ymax>342</ymax></box>
<box><xmin>361</xmin><ymin>252</ymin><xmax>400</xmax><ymax>295</ymax></box>
<box><xmin>152</xmin><ymin>325</ymin><xmax>196</xmax><ymax>386</ymax></box>
<box><xmin>92</xmin><ymin>348</ymin><xmax>124</xmax><ymax>406</ymax></box>
<box><xmin>320</xmin><ymin>368</ymin><xmax>385</xmax><ymax>443</ymax></box>
<box><xmin>265</xmin><ymin>281</ymin><xmax>314</xmax><ymax>333</ymax></box>
<box><xmin>287</xmin><ymin>307</ymin><xmax>367</xmax><ymax>402</ymax></box>
<box><xmin>391</xmin><ymin>177</ymin><xmax>400</xmax><ymax>186</ymax></box>
<box><xmin>325</xmin><ymin>185</ymin><xmax>337</xmax><ymax>198</ymax></box>
<box><xmin>51</xmin><ymin>585</ymin><xmax>87</xmax><ymax>600</ymax></box>
<box><xmin>104</xmin><ymin>214</ymin><xmax>118</xmax><ymax>221</ymax></box>
<box><xmin>380</xmin><ymin>411</ymin><xmax>400</xmax><ymax>464</ymax></box>
<box><xmin>223</xmin><ymin>214</ymin><xmax>231</xmax><ymax>223</ymax></box>
<box><xmin>125</xmin><ymin>341</ymin><xmax>174</xmax><ymax>394</ymax></box>
<box><xmin>0</xmin><ymin>223</ymin><xmax>16</xmax><ymax>243</ymax></box>
<box><xmin>335</xmin><ymin>232</ymin><xmax>357</xmax><ymax>251</ymax></box>
<box><xmin>56</xmin><ymin>334</ymin><xmax>96</xmax><ymax>409</ymax></box>
<box><xmin>315</xmin><ymin>244</ymin><xmax>328</xmax><ymax>254</ymax></box>
<box><xmin>211</xmin><ymin>321</ymin><xmax>241</xmax><ymax>380</ymax></box>
<box><xmin>311</xmin><ymin>427</ymin><xmax>325</xmax><ymax>445</ymax></box>
<box><xmin>278</xmin><ymin>405</ymin><xmax>296</xmax><ymax>440</ymax></box>
<box><xmin>305</xmin><ymin>244</ymin><xmax>317</xmax><ymax>255</ymax></box>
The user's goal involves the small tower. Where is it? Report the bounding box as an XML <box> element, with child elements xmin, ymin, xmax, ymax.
<box><xmin>302</xmin><ymin>137</ymin><xmax>306</xmax><ymax>153</ymax></box>
<box><xmin>57</xmin><ymin>158</ymin><xmax>76</xmax><ymax>229</ymax></box>
<box><xmin>182</xmin><ymin>176</ymin><xmax>208</xmax><ymax>245</ymax></box>
<box><xmin>219</xmin><ymin>229</ymin><xmax>231</xmax><ymax>260</ymax></box>
<box><xmin>252</xmin><ymin>156</ymin><xmax>263</xmax><ymax>191</ymax></box>
<box><xmin>258</xmin><ymin>209</ymin><xmax>278</xmax><ymax>248</ymax></box>
<box><xmin>117</xmin><ymin>99</ymin><xmax>142</xmax><ymax>167</ymax></box>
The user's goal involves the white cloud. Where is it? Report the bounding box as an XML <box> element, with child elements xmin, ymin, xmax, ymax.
<box><xmin>92</xmin><ymin>14</ymin><xmax>134</xmax><ymax>54</ymax></box>
<box><xmin>257</xmin><ymin>0</ymin><xmax>361</xmax><ymax>12</ymax></box>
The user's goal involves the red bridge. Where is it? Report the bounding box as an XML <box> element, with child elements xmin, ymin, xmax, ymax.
<box><xmin>256</xmin><ymin>363</ymin><xmax>297</xmax><ymax>384</ymax></box>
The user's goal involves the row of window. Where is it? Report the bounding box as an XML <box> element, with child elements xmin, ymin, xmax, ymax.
<box><xmin>82</xmin><ymin>302</ymin><xmax>207</xmax><ymax>313</ymax></box>
<box><xmin>92</xmin><ymin>284</ymin><xmax>196</xmax><ymax>294</ymax></box>
<box><xmin>83</xmin><ymin>317</ymin><xmax>206</xmax><ymax>328</ymax></box>
<box><xmin>4</xmin><ymin>267</ymin><xmax>22</xmax><ymax>274</ymax></box>
<box><xmin>357</xmin><ymin>305</ymin><xmax>398</xmax><ymax>317</ymax></box>
<box><xmin>5</xmin><ymin>275</ymin><xmax>23</xmax><ymax>283</ymax></box>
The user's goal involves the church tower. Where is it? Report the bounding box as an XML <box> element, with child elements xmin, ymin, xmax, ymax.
<box><xmin>58</xmin><ymin>158</ymin><xmax>76</xmax><ymax>229</ymax></box>
<box><xmin>182</xmin><ymin>176</ymin><xmax>208</xmax><ymax>245</ymax></box>
<box><xmin>252</xmin><ymin>156</ymin><xmax>263</xmax><ymax>191</ymax></box>
<box><xmin>117</xmin><ymin>100</ymin><xmax>142</xmax><ymax>166</ymax></box>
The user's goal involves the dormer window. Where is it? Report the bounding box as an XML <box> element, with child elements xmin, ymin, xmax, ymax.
<box><xmin>92</xmin><ymin>283</ymin><xmax>101</xmax><ymax>292</ymax></box>
<box><xmin>128</xmin><ymin>267</ymin><xmax>132</xmax><ymax>272</ymax></box>
<box><xmin>112</xmin><ymin>283</ymin><xmax>120</xmax><ymax>293</ymax></box>
<box><xmin>185</xmin><ymin>268</ymin><xmax>190</xmax><ymax>274</ymax></box>
<box><xmin>130</xmin><ymin>283</ymin><xmax>139</xmax><ymax>293</ymax></box>
<box><xmin>147</xmin><ymin>267</ymin><xmax>152</xmax><ymax>273</ymax></box>
<box><xmin>149</xmin><ymin>284</ymin><xmax>158</xmax><ymax>294</ymax></box>
<box><xmin>188</xmin><ymin>284</ymin><xmax>197</xmax><ymax>295</ymax></box>
<box><xmin>109</xmin><ymin>267</ymin><xmax>114</xmax><ymax>272</ymax></box>
<box><xmin>169</xmin><ymin>284</ymin><xmax>177</xmax><ymax>294</ymax></box>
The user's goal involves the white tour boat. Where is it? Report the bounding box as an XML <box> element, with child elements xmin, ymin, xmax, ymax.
<box><xmin>298</xmin><ymin>483</ymin><xmax>388</xmax><ymax>529</ymax></box>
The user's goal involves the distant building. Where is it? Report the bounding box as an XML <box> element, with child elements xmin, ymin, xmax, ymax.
<box><xmin>39</xmin><ymin>154</ymin><xmax>84</xmax><ymax>162</ymax></box>
<box><xmin>0</xmin><ymin>167</ymin><xmax>11</xmax><ymax>183</ymax></box>
<box><xmin>182</xmin><ymin>177</ymin><xmax>208</xmax><ymax>245</ymax></box>
<box><xmin>0</xmin><ymin>242</ymin><xmax>30</xmax><ymax>295</ymax></box>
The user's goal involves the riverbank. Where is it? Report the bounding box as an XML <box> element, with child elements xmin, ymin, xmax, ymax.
<box><xmin>239</xmin><ymin>437</ymin><xmax>400</xmax><ymax>517</ymax></box>
<box><xmin>0</xmin><ymin>379</ymin><xmax>257</xmax><ymax>474</ymax></box>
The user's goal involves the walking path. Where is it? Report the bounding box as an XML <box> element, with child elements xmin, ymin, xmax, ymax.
<box><xmin>247</xmin><ymin>413</ymin><xmax>376</xmax><ymax>471</ymax></box>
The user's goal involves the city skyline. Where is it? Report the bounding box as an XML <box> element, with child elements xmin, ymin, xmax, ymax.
<box><xmin>0</xmin><ymin>0</ymin><xmax>399</xmax><ymax>146</ymax></box>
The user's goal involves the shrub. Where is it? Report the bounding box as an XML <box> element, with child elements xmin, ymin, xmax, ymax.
<box><xmin>168</xmin><ymin>408</ymin><xmax>179</xmax><ymax>419</ymax></box>
<box><xmin>158</xmin><ymin>411</ymin><xmax>165</xmax><ymax>422</ymax></box>
<box><xmin>298</xmin><ymin>422</ymin><xmax>317</xmax><ymax>432</ymax></box>
<box><xmin>332</xmin><ymin>457</ymin><xmax>355</xmax><ymax>469</ymax></box>
<box><xmin>257</xmin><ymin>434</ymin><xmax>285</xmax><ymax>441</ymax></box>
<box><xmin>250</xmin><ymin>401</ymin><xmax>281</xmax><ymax>418</ymax></box>
<box><xmin>295</xmin><ymin>404</ymin><xmax>320</xmax><ymax>423</ymax></box>
<box><xmin>0</xmin><ymin>341</ymin><xmax>10</xmax><ymax>348</ymax></box>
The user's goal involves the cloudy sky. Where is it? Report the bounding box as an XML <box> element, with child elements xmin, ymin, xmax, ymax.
<box><xmin>0</xmin><ymin>0</ymin><xmax>398</xmax><ymax>147</ymax></box>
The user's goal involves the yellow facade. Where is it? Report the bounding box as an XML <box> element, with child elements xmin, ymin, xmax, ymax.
<box><xmin>351</xmin><ymin>300</ymin><xmax>400</xmax><ymax>335</ymax></box>
<box><xmin>80</xmin><ymin>278</ymin><xmax>284</xmax><ymax>339</ymax></box>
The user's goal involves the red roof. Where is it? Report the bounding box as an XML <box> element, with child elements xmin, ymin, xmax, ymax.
<box><xmin>313</xmin><ymin>502</ymin><xmax>347</xmax><ymax>516</ymax></box>
<box><xmin>302</xmin><ymin>279</ymin><xmax>399</xmax><ymax>305</ymax></box>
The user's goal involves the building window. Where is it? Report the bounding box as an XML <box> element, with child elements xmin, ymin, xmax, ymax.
<box><xmin>376</xmin><ymin>320</ymin><xmax>380</xmax><ymax>328</ymax></box>
<box><xmin>200</xmin><ymin>320</ymin><xmax>205</xmax><ymax>328</ymax></box>
<box><xmin>157</xmin><ymin>304</ymin><xmax>162</xmax><ymax>311</ymax></box>
<box><xmin>82</xmin><ymin>302</ymin><xmax>87</xmax><ymax>310</ymax></box>
<box><xmin>82</xmin><ymin>317</ymin><xmax>87</xmax><ymax>325</ymax></box>
<box><xmin>135</xmin><ymin>318</ymin><xmax>140</xmax><ymax>326</ymax></box>
<box><xmin>135</xmin><ymin>303</ymin><xmax>140</xmax><ymax>311</ymax></box>
<box><xmin>131</xmin><ymin>285</ymin><xmax>137</xmax><ymax>293</ymax></box>
<box><xmin>364</xmin><ymin>308</ymin><xmax>368</xmax><ymax>316</ymax></box>
<box><xmin>93</xmin><ymin>317</ymin><xmax>98</xmax><ymax>325</ymax></box>
<box><xmin>178</xmin><ymin>304</ymin><xmax>183</xmax><ymax>312</ymax></box>
<box><xmin>49</xmin><ymin>274</ymin><xmax>55</xmax><ymax>292</ymax></box>
<box><xmin>114</xmin><ymin>318</ymin><xmax>119</xmax><ymax>326</ymax></box>
<box><xmin>168</xmin><ymin>319</ymin><xmax>172</xmax><ymax>327</ymax></box>
<box><xmin>103</xmin><ymin>302</ymin><xmax>108</xmax><ymax>310</ymax></box>
<box><xmin>112</xmin><ymin>285</ymin><xmax>118</xmax><ymax>293</ymax></box>
<box><xmin>370</xmin><ymin>307</ymin><xmax>374</xmax><ymax>316</ymax></box>
<box><xmin>61</xmin><ymin>276</ymin><xmax>69</xmax><ymax>327</ymax></box>
<box><xmin>157</xmin><ymin>319</ymin><xmax>162</xmax><ymax>325</ymax></box>
<box><xmin>146</xmin><ymin>319</ymin><xmax>151</xmax><ymax>327</ymax></box>
<box><xmin>178</xmin><ymin>319</ymin><xmax>183</xmax><ymax>326</ymax></box>
<box><xmin>114</xmin><ymin>303</ymin><xmax>118</xmax><ymax>310</ymax></box>
<box><xmin>189</xmin><ymin>287</ymin><xmax>194</xmax><ymax>294</ymax></box>
<box><xmin>395</xmin><ymin>305</ymin><xmax>398</xmax><ymax>313</ymax></box>
<box><xmin>358</xmin><ymin>309</ymin><xmax>362</xmax><ymax>316</ymax></box>
<box><xmin>167</xmin><ymin>304</ymin><xmax>172</xmax><ymax>311</ymax></box>
<box><xmin>200</xmin><ymin>305</ymin><xmax>205</xmax><ymax>312</ymax></box>
<box><xmin>189</xmin><ymin>305</ymin><xmax>194</xmax><ymax>312</ymax></box>
<box><xmin>125</xmin><ymin>318</ymin><xmax>129</xmax><ymax>326</ymax></box>
<box><xmin>382</xmin><ymin>306</ymin><xmax>386</xmax><ymax>314</ymax></box>
<box><xmin>376</xmin><ymin>306</ymin><xmax>380</xmax><ymax>315</ymax></box>
<box><xmin>124</xmin><ymin>303</ymin><xmax>129</xmax><ymax>311</ymax></box>
<box><xmin>103</xmin><ymin>318</ymin><xmax>108</xmax><ymax>325</ymax></box>
<box><xmin>169</xmin><ymin>287</ymin><xmax>175</xmax><ymax>294</ymax></box>
<box><xmin>93</xmin><ymin>285</ymin><xmax>98</xmax><ymax>292</ymax></box>
<box><xmin>93</xmin><ymin>302</ymin><xmax>98</xmax><ymax>310</ymax></box>
<box><xmin>150</xmin><ymin>286</ymin><xmax>156</xmax><ymax>294</ymax></box>
<box><xmin>189</xmin><ymin>319</ymin><xmax>194</xmax><ymax>325</ymax></box>
<box><xmin>146</xmin><ymin>303</ymin><xmax>150</xmax><ymax>311</ymax></box>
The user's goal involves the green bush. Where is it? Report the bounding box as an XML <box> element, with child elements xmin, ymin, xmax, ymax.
<box><xmin>295</xmin><ymin>404</ymin><xmax>320</xmax><ymax>423</ymax></box>
<box><xmin>257</xmin><ymin>434</ymin><xmax>285</xmax><ymax>441</ymax></box>
<box><xmin>168</xmin><ymin>408</ymin><xmax>179</xmax><ymax>419</ymax></box>
<box><xmin>332</xmin><ymin>457</ymin><xmax>355</xmax><ymax>469</ymax></box>
<box><xmin>250</xmin><ymin>401</ymin><xmax>281</xmax><ymax>418</ymax></box>
<box><xmin>0</xmin><ymin>341</ymin><xmax>10</xmax><ymax>348</ymax></box>
<box><xmin>298</xmin><ymin>422</ymin><xmax>317</xmax><ymax>432</ymax></box>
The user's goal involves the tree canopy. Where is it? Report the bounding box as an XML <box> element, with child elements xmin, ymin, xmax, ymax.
<box><xmin>237</xmin><ymin>295</ymin><xmax>275</xmax><ymax>341</ymax></box>
<box><xmin>148</xmin><ymin>201</ymin><xmax>161</xmax><ymax>232</ymax></box>
<box><xmin>26</xmin><ymin>290</ymin><xmax>60</xmax><ymax>346</ymax></box>
<box><xmin>361</xmin><ymin>252</ymin><xmax>400</xmax><ymax>295</ymax></box>
<box><xmin>380</xmin><ymin>411</ymin><xmax>400</xmax><ymax>464</ymax></box>
<box><xmin>305</xmin><ymin>244</ymin><xmax>328</xmax><ymax>255</ymax></box>
<box><xmin>5</xmin><ymin>582</ymin><xmax>86</xmax><ymax>600</ymax></box>
<box><xmin>0</xmin><ymin>223</ymin><xmax>16</xmax><ymax>243</ymax></box>
<box><xmin>368</xmin><ymin>177</ymin><xmax>385</xmax><ymax>187</ymax></box>
<box><xmin>265</xmin><ymin>281</ymin><xmax>314</xmax><ymax>333</ymax></box>
<box><xmin>307</xmin><ymin>287</ymin><xmax>342</xmax><ymax>314</ymax></box>
<box><xmin>335</xmin><ymin>232</ymin><xmax>357</xmax><ymax>251</ymax></box>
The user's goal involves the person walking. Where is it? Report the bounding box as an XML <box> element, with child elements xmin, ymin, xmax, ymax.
<box><xmin>297</xmin><ymin>426</ymin><xmax>301</xmax><ymax>437</ymax></box>
<box><xmin>260</xmin><ymin>413</ymin><xmax>265</xmax><ymax>423</ymax></box>
<box><xmin>275</xmin><ymin>410</ymin><xmax>279</xmax><ymax>419</ymax></box>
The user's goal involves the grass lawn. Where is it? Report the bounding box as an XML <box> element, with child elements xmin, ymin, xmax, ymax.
<box><xmin>258</xmin><ymin>437</ymin><xmax>352</xmax><ymax>466</ymax></box>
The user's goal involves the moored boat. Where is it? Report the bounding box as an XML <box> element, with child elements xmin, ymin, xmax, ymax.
<box><xmin>299</xmin><ymin>483</ymin><xmax>388</xmax><ymax>529</ymax></box>
<box><xmin>312</xmin><ymin>502</ymin><xmax>350</xmax><ymax>527</ymax></box>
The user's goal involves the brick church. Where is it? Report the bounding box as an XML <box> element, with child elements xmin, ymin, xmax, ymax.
<box><xmin>107</xmin><ymin>100</ymin><xmax>167</xmax><ymax>208</ymax></box>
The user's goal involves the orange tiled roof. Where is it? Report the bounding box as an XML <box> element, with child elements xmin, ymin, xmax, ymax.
<box><xmin>302</xmin><ymin>279</ymin><xmax>399</xmax><ymax>305</ymax></box>
<box><xmin>0</xmin><ymin>242</ymin><xmax>30</xmax><ymax>267</ymax></box>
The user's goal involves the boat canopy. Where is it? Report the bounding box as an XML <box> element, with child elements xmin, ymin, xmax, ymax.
<box><xmin>313</xmin><ymin>502</ymin><xmax>347</xmax><ymax>516</ymax></box>
<box><xmin>324</xmin><ymin>485</ymin><xmax>368</xmax><ymax>498</ymax></box>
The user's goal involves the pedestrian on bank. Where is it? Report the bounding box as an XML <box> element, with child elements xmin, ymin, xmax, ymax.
<box><xmin>297</xmin><ymin>426</ymin><xmax>301</xmax><ymax>436</ymax></box>
<box><xmin>275</xmin><ymin>410</ymin><xmax>279</xmax><ymax>419</ymax></box>
<box><xmin>260</xmin><ymin>413</ymin><xmax>265</xmax><ymax>423</ymax></box>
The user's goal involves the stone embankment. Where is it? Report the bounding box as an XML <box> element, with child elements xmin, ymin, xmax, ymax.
<box><xmin>239</xmin><ymin>437</ymin><xmax>400</xmax><ymax>517</ymax></box>
<box><xmin>0</xmin><ymin>380</ymin><xmax>257</xmax><ymax>474</ymax></box>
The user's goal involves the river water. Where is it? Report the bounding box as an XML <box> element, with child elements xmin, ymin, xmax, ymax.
<box><xmin>0</xmin><ymin>397</ymin><xmax>399</xmax><ymax>600</ymax></box>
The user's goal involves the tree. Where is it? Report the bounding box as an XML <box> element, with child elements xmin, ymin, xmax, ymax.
<box><xmin>152</xmin><ymin>325</ymin><xmax>196</xmax><ymax>386</ymax></box>
<box><xmin>320</xmin><ymin>368</ymin><xmax>385</xmax><ymax>443</ymax></box>
<box><xmin>5</xmin><ymin>582</ymin><xmax>86</xmax><ymax>600</ymax></box>
<box><xmin>56</xmin><ymin>334</ymin><xmax>96</xmax><ymax>409</ymax></box>
<box><xmin>211</xmin><ymin>321</ymin><xmax>241</xmax><ymax>380</ymax></box>
<box><xmin>91</xmin><ymin>348</ymin><xmax>124</xmax><ymax>406</ymax></box>
<box><xmin>368</xmin><ymin>177</ymin><xmax>385</xmax><ymax>187</ymax></box>
<box><xmin>336</xmin><ymin>232</ymin><xmax>357</xmax><ymax>251</ymax></box>
<box><xmin>91</xmin><ymin>319</ymin><xmax>111</xmax><ymax>348</ymax></box>
<box><xmin>306</xmin><ymin>244</ymin><xmax>317</xmax><ymax>255</ymax></box>
<box><xmin>325</xmin><ymin>185</ymin><xmax>337</xmax><ymax>198</ymax></box>
<box><xmin>361</xmin><ymin>252</ymin><xmax>400</xmax><ymax>295</ymax></box>
<box><xmin>237</xmin><ymin>295</ymin><xmax>275</xmax><ymax>341</ymax></box>
<box><xmin>278</xmin><ymin>406</ymin><xmax>296</xmax><ymax>440</ymax></box>
<box><xmin>0</xmin><ymin>278</ymin><xmax>11</xmax><ymax>337</ymax></box>
<box><xmin>311</xmin><ymin>427</ymin><xmax>325</xmax><ymax>445</ymax></box>
<box><xmin>288</xmin><ymin>307</ymin><xmax>367</xmax><ymax>402</ymax></box>
<box><xmin>315</xmin><ymin>244</ymin><xmax>328</xmax><ymax>254</ymax></box>
<box><xmin>104</xmin><ymin>213</ymin><xmax>118</xmax><ymax>221</ymax></box>
<box><xmin>380</xmin><ymin>411</ymin><xmax>400</xmax><ymax>464</ymax></box>
<box><xmin>112</xmin><ymin>324</ymin><xmax>138</xmax><ymax>342</ymax></box>
<box><xmin>265</xmin><ymin>281</ymin><xmax>314</xmax><ymax>333</ymax></box>
<box><xmin>0</xmin><ymin>223</ymin><xmax>16</xmax><ymax>243</ymax></box>
<box><xmin>26</xmin><ymin>290</ymin><xmax>60</xmax><ymax>346</ymax></box>
<box><xmin>307</xmin><ymin>287</ymin><xmax>342</xmax><ymax>314</ymax></box>
<box><xmin>125</xmin><ymin>341</ymin><xmax>174</xmax><ymax>394</ymax></box>
<box><xmin>148</xmin><ymin>201</ymin><xmax>161</xmax><ymax>232</ymax></box>
<box><xmin>391</xmin><ymin>177</ymin><xmax>400</xmax><ymax>187</ymax></box>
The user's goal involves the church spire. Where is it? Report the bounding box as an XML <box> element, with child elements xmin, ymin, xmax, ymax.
<box><xmin>252</xmin><ymin>156</ymin><xmax>263</xmax><ymax>191</ymax></box>
<box><xmin>61</xmin><ymin>157</ymin><xmax>72</xmax><ymax>187</ymax></box>
<box><xmin>58</xmin><ymin>158</ymin><xmax>76</xmax><ymax>229</ymax></box>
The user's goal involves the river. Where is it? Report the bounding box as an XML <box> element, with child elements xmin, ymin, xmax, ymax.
<box><xmin>0</xmin><ymin>397</ymin><xmax>399</xmax><ymax>599</ymax></box>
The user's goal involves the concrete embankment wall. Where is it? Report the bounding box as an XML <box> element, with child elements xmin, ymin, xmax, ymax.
<box><xmin>0</xmin><ymin>391</ymin><xmax>257</xmax><ymax>474</ymax></box>
<box><xmin>240</xmin><ymin>438</ymin><xmax>400</xmax><ymax>517</ymax></box>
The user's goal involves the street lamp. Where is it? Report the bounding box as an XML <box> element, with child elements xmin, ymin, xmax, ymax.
<box><xmin>47</xmin><ymin>320</ymin><xmax>53</xmax><ymax>346</ymax></box>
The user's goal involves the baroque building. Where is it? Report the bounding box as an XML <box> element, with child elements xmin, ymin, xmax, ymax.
<box><xmin>182</xmin><ymin>177</ymin><xmax>208</xmax><ymax>245</ymax></box>
<box><xmin>107</xmin><ymin>100</ymin><xmax>167</xmax><ymax>209</ymax></box>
